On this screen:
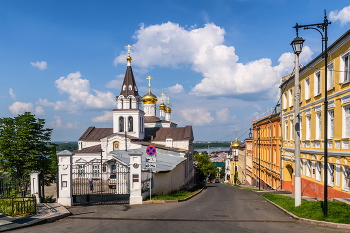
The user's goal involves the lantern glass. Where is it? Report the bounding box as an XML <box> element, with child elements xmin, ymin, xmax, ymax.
<box><xmin>291</xmin><ymin>37</ymin><xmax>305</xmax><ymax>55</ymax></box>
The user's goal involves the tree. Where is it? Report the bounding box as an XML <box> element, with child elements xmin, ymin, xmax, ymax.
<box><xmin>220</xmin><ymin>165</ymin><xmax>225</xmax><ymax>179</ymax></box>
<box><xmin>0</xmin><ymin>112</ymin><xmax>57</xmax><ymax>186</ymax></box>
<box><xmin>194</xmin><ymin>152</ymin><xmax>217</xmax><ymax>182</ymax></box>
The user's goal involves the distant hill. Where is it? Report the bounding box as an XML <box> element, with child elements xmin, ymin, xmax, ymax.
<box><xmin>193</xmin><ymin>142</ymin><xmax>230</xmax><ymax>149</ymax></box>
<box><xmin>53</xmin><ymin>141</ymin><xmax>78</xmax><ymax>152</ymax></box>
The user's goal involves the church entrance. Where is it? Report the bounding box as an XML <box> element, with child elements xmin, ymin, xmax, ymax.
<box><xmin>72</xmin><ymin>159</ymin><xmax>130</xmax><ymax>205</ymax></box>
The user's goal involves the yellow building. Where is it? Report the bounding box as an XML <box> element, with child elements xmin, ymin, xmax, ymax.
<box><xmin>281</xmin><ymin>29</ymin><xmax>350</xmax><ymax>199</ymax></box>
<box><xmin>252</xmin><ymin>108</ymin><xmax>282</xmax><ymax>190</ymax></box>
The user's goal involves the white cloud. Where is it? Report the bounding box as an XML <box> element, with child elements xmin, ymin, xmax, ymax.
<box><xmin>9</xmin><ymin>101</ymin><xmax>45</xmax><ymax>115</ymax></box>
<box><xmin>54</xmin><ymin>71</ymin><xmax>116</xmax><ymax>111</ymax></box>
<box><xmin>215</xmin><ymin>108</ymin><xmax>232</xmax><ymax>123</ymax></box>
<box><xmin>9</xmin><ymin>102</ymin><xmax>34</xmax><ymax>115</ymax></box>
<box><xmin>92</xmin><ymin>111</ymin><xmax>113</xmax><ymax>122</ymax></box>
<box><xmin>9</xmin><ymin>88</ymin><xmax>16</xmax><ymax>100</ymax></box>
<box><xmin>179</xmin><ymin>107</ymin><xmax>214</xmax><ymax>126</ymax></box>
<box><xmin>167</xmin><ymin>83</ymin><xmax>184</xmax><ymax>93</ymax></box>
<box><xmin>36</xmin><ymin>98</ymin><xmax>56</xmax><ymax>107</ymax></box>
<box><xmin>274</xmin><ymin>46</ymin><xmax>313</xmax><ymax>85</ymax></box>
<box><xmin>34</xmin><ymin>106</ymin><xmax>45</xmax><ymax>115</ymax></box>
<box><xmin>330</xmin><ymin>6</ymin><xmax>350</xmax><ymax>25</ymax></box>
<box><xmin>50</xmin><ymin>115</ymin><xmax>77</xmax><ymax>129</ymax></box>
<box><xmin>114</xmin><ymin>22</ymin><xmax>313</xmax><ymax>100</ymax></box>
<box><xmin>30</xmin><ymin>61</ymin><xmax>48</xmax><ymax>70</ymax></box>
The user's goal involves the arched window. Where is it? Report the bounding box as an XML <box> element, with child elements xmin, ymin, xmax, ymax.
<box><xmin>119</xmin><ymin>117</ymin><xmax>124</xmax><ymax>132</ymax></box>
<box><xmin>128</xmin><ymin>85</ymin><xmax>132</xmax><ymax>91</ymax></box>
<box><xmin>128</xmin><ymin>116</ymin><xmax>133</xmax><ymax>132</ymax></box>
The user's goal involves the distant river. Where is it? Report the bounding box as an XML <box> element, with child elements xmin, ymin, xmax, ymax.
<box><xmin>195</xmin><ymin>148</ymin><xmax>230</xmax><ymax>154</ymax></box>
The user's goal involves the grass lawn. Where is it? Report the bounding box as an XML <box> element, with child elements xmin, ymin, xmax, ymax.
<box><xmin>146</xmin><ymin>186</ymin><xmax>202</xmax><ymax>201</ymax></box>
<box><xmin>262</xmin><ymin>193</ymin><xmax>350</xmax><ymax>224</ymax></box>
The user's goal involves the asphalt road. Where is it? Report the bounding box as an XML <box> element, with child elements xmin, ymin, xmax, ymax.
<box><xmin>12</xmin><ymin>183</ymin><xmax>349</xmax><ymax>233</ymax></box>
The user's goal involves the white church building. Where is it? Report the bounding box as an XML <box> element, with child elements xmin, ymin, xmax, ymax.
<box><xmin>73</xmin><ymin>47</ymin><xmax>195</xmax><ymax>194</ymax></box>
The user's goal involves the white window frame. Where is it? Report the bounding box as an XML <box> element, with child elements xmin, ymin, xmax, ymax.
<box><xmin>299</xmin><ymin>117</ymin><xmax>302</xmax><ymax>140</ymax></box>
<box><xmin>328</xmin><ymin>163</ymin><xmax>334</xmax><ymax>187</ymax></box>
<box><xmin>285</xmin><ymin>121</ymin><xmax>288</xmax><ymax>140</ymax></box>
<box><xmin>306</xmin><ymin>160</ymin><xmax>311</xmax><ymax>177</ymax></box>
<box><xmin>342</xmin><ymin>166</ymin><xmax>350</xmax><ymax>191</ymax></box>
<box><xmin>327</xmin><ymin>62</ymin><xmax>334</xmax><ymax>90</ymax></box>
<box><xmin>314</xmin><ymin>71</ymin><xmax>321</xmax><ymax>96</ymax></box>
<box><xmin>316</xmin><ymin>112</ymin><xmax>322</xmax><ymax>140</ymax></box>
<box><xmin>290</xmin><ymin>120</ymin><xmax>294</xmax><ymax>140</ymax></box>
<box><xmin>283</xmin><ymin>92</ymin><xmax>287</xmax><ymax>109</ymax></box>
<box><xmin>306</xmin><ymin>115</ymin><xmax>311</xmax><ymax>140</ymax></box>
<box><xmin>343</xmin><ymin>105</ymin><xmax>350</xmax><ymax>138</ymax></box>
<box><xmin>289</xmin><ymin>88</ymin><xmax>293</xmax><ymax>107</ymax></box>
<box><xmin>305</xmin><ymin>78</ymin><xmax>310</xmax><ymax>100</ymax></box>
<box><xmin>340</xmin><ymin>51</ymin><xmax>350</xmax><ymax>83</ymax></box>
<box><xmin>328</xmin><ymin>110</ymin><xmax>334</xmax><ymax>139</ymax></box>
<box><xmin>316</xmin><ymin>161</ymin><xmax>322</xmax><ymax>181</ymax></box>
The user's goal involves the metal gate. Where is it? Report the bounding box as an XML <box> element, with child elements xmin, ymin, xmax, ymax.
<box><xmin>72</xmin><ymin>159</ymin><xmax>130</xmax><ymax>205</ymax></box>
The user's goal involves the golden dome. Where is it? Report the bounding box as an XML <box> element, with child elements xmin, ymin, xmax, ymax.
<box><xmin>165</xmin><ymin>106</ymin><xmax>172</xmax><ymax>113</ymax></box>
<box><xmin>159</xmin><ymin>101</ymin><xmax>166</xmax><ymax>110</ymax></box>
<box><xmin>142</xmin><ymin>91</ymin><xmax>158</xmax><ymax>104</ymax></box>
<box><xmin>231</xmin><ymin>137</ymin><xmax>240</xmax><ymax>149</ymax></box>
<box><xmin>126</xmin><ymin>55</ymin><xmax>132</xmax><ymax>63</ymax></box>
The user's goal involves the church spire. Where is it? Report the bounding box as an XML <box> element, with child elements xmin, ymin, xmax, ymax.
<box><xmin>119</xmin><ymin>45</ymin><xmax>139</xmax><ymax>97</ymax></box>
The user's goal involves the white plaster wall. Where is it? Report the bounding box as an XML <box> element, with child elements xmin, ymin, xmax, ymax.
<box><xmin>152</xmin><ymin>140</ymin><xmax>189</xmax><ymax>151</ymax></box>
<box><xmin>80</xmin><ymin>141</ymin><xmax>100</xmax><ymax>150</ymax></box>
<box><xmin>153</xmin><ymin>162</ymin><xmax>185</xmax><ymax>194</ymax></box>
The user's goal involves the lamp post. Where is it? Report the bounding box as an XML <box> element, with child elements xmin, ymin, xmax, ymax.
<box><xmin>292</xmin><ymin>12</ymin><xmax>331</xmax><ymax>216</ymax></box>
<box><xmin>99</xmin><ymin>148</ymin><xmax>104</xmax><ymax>202</ymax></box>
<box><xmin>291</xmin><ymin>35</ymin><xmax>305</xmax><ymax>207</ymax></box>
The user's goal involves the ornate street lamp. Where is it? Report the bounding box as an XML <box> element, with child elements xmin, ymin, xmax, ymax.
<box><xmin>291</xmin><ymin>34</ymin><xmax>304</xmax><ymax>207</ymax></box>
<box><xmin>292</xmin><ymin>11</ymin><xmax>331</xmax><ymax>216</ymax></box>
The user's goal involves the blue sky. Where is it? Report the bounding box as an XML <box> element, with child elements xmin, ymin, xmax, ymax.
<box><xmin>1</xmin><ymin>0</ymin><xmax>350</xmax><ymax>142</ymax></box>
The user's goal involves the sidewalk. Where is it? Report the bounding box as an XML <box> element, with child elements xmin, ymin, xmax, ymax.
<box><xmin>233</xmin><ymin>183</ymin><xmax>350</xmax><ymax>229</ymax></box>
<box><xmin>0</xmin><ymin>203</ymin><xmax>70</xmax><ymax>232</ymax></box>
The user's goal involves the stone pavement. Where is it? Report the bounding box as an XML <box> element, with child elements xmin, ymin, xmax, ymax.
<box><xmin>0</xmin><ymin>203</ymin><xmax>70</xmax><ymax>232</ymax></box>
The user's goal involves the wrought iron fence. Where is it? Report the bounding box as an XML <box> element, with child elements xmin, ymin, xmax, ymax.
<box><xmin>0</xmin><ymin>174</ymin><xmax>37</xmax><ymax>216</ymax></box>
<box><xmin>0</xmin><ymin>196</ymin><xmax>36</xmax><ymax>216</ymax></box>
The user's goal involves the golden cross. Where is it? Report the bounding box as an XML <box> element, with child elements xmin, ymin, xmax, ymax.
<box><xmin>146</xmin><ymin>76</ymin><xmax>152</xmax><ymax>88</ymax></box>
<box><xmin>127</xmin><ymin>45</ymin><xmax>131</xmax><ymax>55</ymax></box>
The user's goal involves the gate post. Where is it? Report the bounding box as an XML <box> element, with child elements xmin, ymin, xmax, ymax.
<box><xmin>129</xmin><ymin>150</ymin><xmax>143</xmax><ymax>205</ymax></box>
<box><xmin>30</xmin><ymin>170</ymin><xmax>41</xmax><ymax>203</ymax></box>
<box><xmin>57</xmin><ymin>150</ymin><xmax>74</xmax><ymax>206</ymax></box>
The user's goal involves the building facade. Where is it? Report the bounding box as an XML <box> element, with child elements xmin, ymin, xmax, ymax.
<box><xmin>280</xmin><ymin>30</ymin><xmax>350</xmax><ymax>199</ymax></box>
<box><xmin>252</xmin><ymin>107</ymin><xmax>282</xmax><ymax>190</ymax></box>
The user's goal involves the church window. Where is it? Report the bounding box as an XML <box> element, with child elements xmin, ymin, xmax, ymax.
<box><xmin>128</xmin><ymin>116</ymin><xmax>133</xmax><ymax>132</ymax></box>
<box><xmin>123</xmin><ymin>85</ymin><xmax>126</xmax><ymax>91</ymax></box>
<box><xmin>128</xmin><ymin>85</ymin><xmax>132</xmax><ymax>91</ymax></box>
<box><xmin>119</xmin><ymin>116</ymin><xmax>124</xmax><ymax>132</ymax></box>
<box><xmin>135</xmin><ymin>86</ymin><xmax>138</xmax><ymax>91</ymax></box>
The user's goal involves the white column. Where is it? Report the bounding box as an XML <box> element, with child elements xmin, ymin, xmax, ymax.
<box><xmin>57</xmin><ymin>150</ymin><xmax>74</xmax><ymax>206</ymax></box>
<box><xmin>129</xmin><ymin>150</ymin><xmax>143</xmax><ymax>205</ymax></box>
<box><xmin>165</xmin><ymin>112</ymin><xmax>171</xmax><ymax>121</ymax></box>
<box><xmin>30</xmin><ymin>170</ymin><xmax>41</xmax><ymax>203</ymax></box>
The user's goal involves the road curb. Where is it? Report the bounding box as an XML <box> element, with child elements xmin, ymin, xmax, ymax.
<box><xmin>261</xmin><ymin>196</ymin><xmax>350</xmax><ymax>230</ymax></box>
<box><xmin>143</xmin><ymin>187</ymin><xmax>204</xmax><ymax>204</ymax></box>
